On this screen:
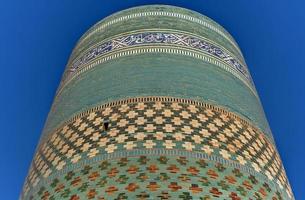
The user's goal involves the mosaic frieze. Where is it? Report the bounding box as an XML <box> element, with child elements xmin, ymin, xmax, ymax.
<box><xmin>63</xmin><ymin>32</ymin><xmax>250</xmax><ymax>91</ymax></box>
<box><xmin>22</xmin><ymin>97</ymin><xmax>293</xmax><ymax>199</ymax></box>
<box><xmin>27</xmin><ymin>155</ymin><xmax>286</xmax><ymax>200</ymax></box>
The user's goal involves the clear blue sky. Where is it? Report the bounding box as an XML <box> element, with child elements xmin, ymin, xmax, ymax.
<box><xmin>0</xmin><ymin>0</ymin><xmax>304</xmax><ymax>199</ymax></box>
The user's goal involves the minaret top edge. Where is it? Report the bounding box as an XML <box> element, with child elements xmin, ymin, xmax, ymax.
<box><xmin>73</xmin><ymin>4</ymin><xmax>243</xmax><ymax>57</ymax></box>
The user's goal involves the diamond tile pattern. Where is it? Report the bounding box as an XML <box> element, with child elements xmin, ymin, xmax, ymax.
<box><xmin>22</xmin><ymin>97</ymin><xmax>292</xmax><ymax>199</ymax></box>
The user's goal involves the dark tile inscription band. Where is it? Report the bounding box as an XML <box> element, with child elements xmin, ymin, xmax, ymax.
<box><xmin>65</xmin><ymin>32</ymin><xmax>251</xmax><ymax>86</ymax></box>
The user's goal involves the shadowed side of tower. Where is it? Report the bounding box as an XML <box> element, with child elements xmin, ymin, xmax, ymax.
<box><xmin>21</xmin><ymin>5</ymin><xmax>294</xmax><ymax>200</ymax></box>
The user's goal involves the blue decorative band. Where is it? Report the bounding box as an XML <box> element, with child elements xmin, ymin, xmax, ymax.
<box><xmin>62</xmin><ymin>31</ymin><xmax>252</xmax><ymax>90</ymax></box>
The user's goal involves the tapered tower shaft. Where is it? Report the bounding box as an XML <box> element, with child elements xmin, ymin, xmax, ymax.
<box><xmin>21</xmin><ymin>5</ymin><xmax>293</xmax><ymax>200</ymax></box>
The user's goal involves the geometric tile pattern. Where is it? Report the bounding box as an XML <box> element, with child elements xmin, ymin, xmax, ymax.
<box><xmin>20</xmin><ymin>6</ymin><xmax>294</xmax><ymax>200</ymax></box>
<box><xmin>21</xmin><ymin>97</ymin><xmax>293</xmax><ymax>199</ymax></box>
<box><xmin>27</xmin><ymin>155</ymin><xmax>285</xmax><ymax>200</ymax></box>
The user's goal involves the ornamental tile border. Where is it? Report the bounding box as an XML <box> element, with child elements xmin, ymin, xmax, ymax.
<box><xmin>63</xmin><ymin>30</ymin><xmax>250</xmax><ymax>88</ymax></box>
<box><xmin>67</xmin><ymin>29</ymin><xmax>247</xmax><ymax>70</ymax></box>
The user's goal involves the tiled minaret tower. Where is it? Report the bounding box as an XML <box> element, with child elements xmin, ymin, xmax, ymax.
<box><xmin>21</xmin><ymin>5</ymin><xmax>294</xmax><ymax>200</ymax></box>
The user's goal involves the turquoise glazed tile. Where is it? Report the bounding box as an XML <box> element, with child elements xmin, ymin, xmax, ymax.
<box><xmin>21</xmin><ymin>5</ymin><xmax>293</xmax><ymax>200</ymax></box>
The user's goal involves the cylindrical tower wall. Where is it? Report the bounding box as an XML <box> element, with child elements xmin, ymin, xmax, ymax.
<box><xmin>21</xmin><ymin>5</ymin><xmax>293</xmax><ymax>200</ymax></box>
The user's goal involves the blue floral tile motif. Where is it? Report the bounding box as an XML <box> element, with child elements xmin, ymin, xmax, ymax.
<box><xmin>67</xmin><ymin>32</ymin><xmax>250</xmax><ymax>84</ymax></box>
